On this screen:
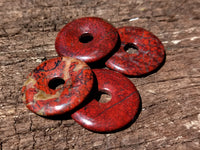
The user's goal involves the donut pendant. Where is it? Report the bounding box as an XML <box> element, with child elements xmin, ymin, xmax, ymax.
<box><xmin>22</xmin><ymin>57</ymin><xmax>93</xmax><ymax>116</ymax></box>
<box><xmin>55</xmin><ymin>17</ymin><xmax>119</xmax><ymax>63</ymax></box>
<box><xmin>105</xmin><ymin>27</ymin><xmax>165</xmax><ymax>76</ymax></box>
<box><xmin>71</xmin><ymin>69</ymin><xmax>140</xmax><ymax>132</ymax></box>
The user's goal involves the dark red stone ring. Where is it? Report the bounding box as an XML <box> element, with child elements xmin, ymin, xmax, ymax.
<box><xmin>55</xmin><ymin>17</ymin><xmax>119</xmax><ymax>63</ymax></box>
<box><xmin>71</xmin><ymin>69</ymin><xmax>140</xmax><ymax>132</ymax></box>
<box><xmin>105</xmin><ymin>27</ymin><xmax>165</xmax><ymax>76</ymax></box>
<box><xmin>22</xmin><ymin>57</ymin><xmax>93</xmax><ymax>116</ymax></box>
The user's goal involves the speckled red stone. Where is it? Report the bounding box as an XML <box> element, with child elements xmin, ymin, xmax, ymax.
<box><xmin>22</xmin><ymin>57</ymin><xmax>93</xmax><ymax>116</ymax></box>
<box><xmin>55</xmin><ymin>17</ymin><xmax>118</xmax><ymax>63</ymax></box>
<box><xmin>71</xmin><ymin>69</ymin><xmax>140</xmax><ymax>132</ymax></box>
<box><xmin>105</xmin><ymin>27</ymin><xmax>165</xmax><ymax>76</ymax></box>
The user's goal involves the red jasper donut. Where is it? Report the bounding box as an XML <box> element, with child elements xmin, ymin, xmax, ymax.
<box><xmin>55</xmin><ymin>17</ymin><xmax>118</xmax><ymax>63</ymax></box>
<box><xmin>71</xmin><ymin>69</ymin><xmax>140</xmax><ymax>132</ymax></box>
<box><xmin>22</xmin><ymin>57</ymin><xmax>93</xmax><ymax>116</ymax></box>
<box><xmin>105</xmin><ymin>27</ymin><xmax>165</xmax><ymax>76</ymax></box>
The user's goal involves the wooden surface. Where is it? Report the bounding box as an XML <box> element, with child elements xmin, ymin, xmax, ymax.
<box><xmin>0</xmin><ymin>0</ymin><xmax>200</xmax><ymax>149</ymax></box>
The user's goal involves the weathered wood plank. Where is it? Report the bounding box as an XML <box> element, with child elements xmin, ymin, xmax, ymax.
<box><xmin>0</xmin><ymin>0</ymin><xmax>200</xmax><ymax>149</ymax></box>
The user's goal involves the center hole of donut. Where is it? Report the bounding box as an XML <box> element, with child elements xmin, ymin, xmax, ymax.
<box><xmin>48</xmin><ymin>77</ymin><xmax>65</xmax><ymax>90</ymax></box>
<box><xmin>95</xmin><ymin>91</ymin><xmax>111</xmax><ymax>103</ymax></box>
<box><xmin>79</xmin><ymin>33</ymin><xmax>93</xmax><ymax>43</ymax></box>
<box><xmin>124</xmin><ymin>43</ymin><xmax>138</xmax><ymax>54</ymax></box>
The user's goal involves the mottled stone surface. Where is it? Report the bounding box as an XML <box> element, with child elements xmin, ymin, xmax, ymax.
<box><xmin>72</xmin><ymin>69</ymin><xmax>140</xmax><ymax>132</ymax></box>
<box><xmin>106</xmin><ymin>27</ymin><xmax>165</xmax><ymax>76</ymax></box>
<box><xmin>22</xmin><ymin>57</ymin><xmax>93</xmax><ymax>116</ymax></box>
<box><xmin>55</xmin><ymin>17</ymin><xmax>118</xmax><ymax>63</ymax></box>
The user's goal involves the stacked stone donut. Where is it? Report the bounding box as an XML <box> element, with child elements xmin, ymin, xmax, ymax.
<box><xmin>22</xmin><ymin>17</ymin><xmax>165</xmax><ymax>133</ymax></box>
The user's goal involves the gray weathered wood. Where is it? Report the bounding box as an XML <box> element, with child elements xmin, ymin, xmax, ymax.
<box><xmin>0</xmin><ymin>0</ymin><xmax>200</xmax><ymax>149</ymax></box>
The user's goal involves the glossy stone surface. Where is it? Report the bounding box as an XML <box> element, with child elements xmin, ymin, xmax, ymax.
<box><xmin>105</xmin><ymin>27</ymin><xmax>165</xmax><ymax>76</ymax></box>
<box><xmin>55</xmin><ymin>17</ymin><xmax>118</xmax><ymax>63</ymax></box>
<box><xmin>71</xmin><ymin>69</ymin><xmax>140</xmax><ymax>132</ymax></box>
<box><xmin>22</xmin><ymin>57</ymin><xmax>93</xmax><ymax>116</ymax></box>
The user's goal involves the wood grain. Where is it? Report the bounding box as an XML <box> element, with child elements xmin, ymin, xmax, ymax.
<box><xmin>0</xmin><ymin>0</ymin><xmax>200</xmax><ymax>149</ymax></box>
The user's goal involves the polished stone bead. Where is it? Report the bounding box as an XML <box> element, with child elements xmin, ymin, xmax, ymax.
<box><xmin>106</xmin><ymin>27</ymin><xmax>165</xmax><ymax>76</ymax></box>
<box><xmin>55</xmin><ymin>17</ymin><xmax>118</xmax><ymax>63</ymax></box>
<box><xmin>72</xmin><ymin>69</ymin><xmax>140</xmax><ymax>132</ymax></box>
<box><xmin>22</xmin><ymin>57</ymin><xmax>93</xmax><ymax>116</ymax></box>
